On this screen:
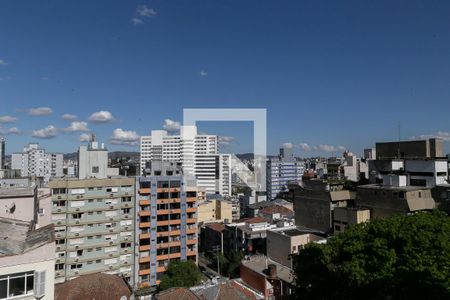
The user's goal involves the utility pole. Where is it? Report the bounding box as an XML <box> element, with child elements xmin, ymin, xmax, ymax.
<box><xmin>212</xmin><ymin>245</ymin><xmax>221</xmax><ymax>275</ymax></box>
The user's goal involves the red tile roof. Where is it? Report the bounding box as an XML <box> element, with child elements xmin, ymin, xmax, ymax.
<box><xmin>55</xmin><ymin>273</ymin><xmax>132</xmax><ymax>300</ymax></box>
<box><xmin>259</xmin><ymin>205</ymin><xmax>293</xmax><ymax>216</ymax></box>
<box><xmin>156</xmin><ymin>287</ymin><xmax>199</xmax><ymax>300</ymax></box>
<box><xmin>245</xmin><ymin>216</ymin><xmax>269</xmax><ymax>224</ymax></box>
<box><xmin>205</xmin><ymin>222</ymin><xmax>226</xmax><ymax>232</ymax></box>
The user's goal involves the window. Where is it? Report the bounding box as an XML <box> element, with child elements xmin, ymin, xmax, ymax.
<box><xmin>53</xmin><ymin>188</ymin><xmax>67</xmax><ymax>195</ymax></box>
<box><xmin>0</xmin><ymin>271</ymin><xmax>34</xmax><ymax>299</ymax></box>
<box><xmin>92</xmin><ymin>166</ymin><xmax>99</xmax><ymax>173</ymax></box>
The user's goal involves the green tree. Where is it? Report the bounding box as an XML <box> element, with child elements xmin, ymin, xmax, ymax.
<box><xmin>292</xmin><ymin>211</ymin><xmax>450</xmax><ymax>300</ymax></box>
<box><xmin>159</xmin><ymin>260</ymin><xmax>202</xmax><ymax>291</ymax></box>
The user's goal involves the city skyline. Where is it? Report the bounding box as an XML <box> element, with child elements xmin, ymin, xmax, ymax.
<box><xmin>2</xmin><ymin>1</ymin><xmax>450</xmax><ymax>155</ymax></box>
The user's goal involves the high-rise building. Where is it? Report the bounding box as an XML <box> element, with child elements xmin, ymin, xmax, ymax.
<box><xmin>140</xmin><ymin>126</ymin><xmax>231</xmax><ymax>195</ymax></box>
<box><xmin>135</xmin><ymin>161</ymin><xmax>199</xmax><ymax>289</ymax></box>
<box><xmin>0</xmin><ymin>137</ymin><xmax>5</xmax><ymax>170</ymax></box>
<box><xmin>11</xmin><ymin>143</ymin><xmax>63</xmax><ymax>183</ymax></box>
<box><xmin>50</xmin><ymin>138</ymin><xmax>135</xmax><ymax>285</ymax></box>
<box><xmin>266</xmin><ymin>146</ymin><xmax>304</xmax><ymax>199</ymax></box>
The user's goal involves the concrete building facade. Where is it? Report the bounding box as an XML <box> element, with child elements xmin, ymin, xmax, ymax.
<box><xmin>11</xmin><ymin>143</ymin><xmax>63</xmax><ymax>184</ymax></box>
<box><xmin>49</xmin><ymin>177</ymin><xmax>136</xmax><ymax>284</ymax></box>
<box><xmin>140</xmin><ymin>126</ymin><xmax>231</xmax><ymax>195</ymax></box>
<box><xmin>267</xmin><ymin>146</ymin><xmax>304</xmax><ymax>200</ymax></box>
<box><xmin>135</xmin><ymin>167</ymin><xmax>199</xmax><ymax>289</ymax></box>
<box><xmin>266</xmin><ymin>228</ymin><xmax>324</xmax><ymax>268</ymax></box>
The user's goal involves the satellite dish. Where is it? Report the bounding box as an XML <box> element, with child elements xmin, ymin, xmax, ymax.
<box><xmin>120</xmin><ymin>296</ymin><xmax>127</xmax><ymax>300</ymax></box>
<box><xmin>6</xmin><ymin>202</ymin><xmax>16</xmax><ymax>214</ymax></box>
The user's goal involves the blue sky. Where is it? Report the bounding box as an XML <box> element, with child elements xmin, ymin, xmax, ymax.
<box><xmin>1</xmin><ymin>0</ymin><xmax>450</xmax><ymax>156</ymax></box>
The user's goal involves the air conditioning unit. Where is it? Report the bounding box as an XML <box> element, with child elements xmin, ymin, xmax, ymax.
<box><xmin>109</xmin><ymin>241</ymin><xmax>113</xmax><ymax>245</ymax></box>
<box><xmin>109</xmin><ymin>253</ymin><xmax>113</xmax><ymax>257</ymax></box>
<box><xmin>75</xmin><ymin>258</ymin><xmax>79</xmax><ymax>262</ymax></box>
<box><xmin>76</xmin><ymin>208</ymin><xmax>80</xmax><ymax>211</ymax></box>
<box><xmin>75</xmin><ymin>246</ymin><xmax>79</xmax><ymax>249</ymax></box>
<box><xmin>56</xmin><ymin>246</ymin><xmax>61</xmax><ymax>251</ymax></box>
<box><xmin>125</xmin><ymin>215</ymin><xmax>129</xmax><ymax>219</ymax></box>
<box><xmin>124</xmin><ymin>249</ymin><xmax>128</xmax><ymax>253</ymax></box>
<box><xmin>110</xmin><ymin>205</ymin><xmax>114</xmax><ymax>209</ymax></box>
<box><xmin>125</xmin><ymin>203</ymin><xmax>129</xmax><ymax>207</ymax></box>
<box><xmin>75</xmin><ymin>270</ymin><xmax>79</xmax><ymax>274</ymax></box>
<box><xmin>109</xmin><ymin>229</ymin><xmax>113</xmax><ymax>233</ymax></box>
<box><xmin>76</xmin><ymin>221</ymin><xmax>80</xmax><ymax>224</ymax></box>
<box><xmin>125</xmin><ymin>237</ymin><xmax>129</xmax><ymax>241</ymax></box>
<box><xmin>75</xmin><ymin>233</ymin><xmax>79</xmax><ymax>237</ymax></box>
<box><xmin>57</xmin><ymin>221</ymin><xmax>62</xmax><ymax>225</ymax></box>
<box><xmin>110</xmin><ymin>194</ymin><xmax>114</xmax><ymax>197</ymax></box>
<box><xmin>76</xmin><ymin>196</ymin><xmax>81</xmax><ymax>199</ymax></box>
<box><xmin>57</xmin><ymin>208</ymin><xmax>61</xmax><ymax>212</ymax></box>
<box><xmin>124</xmin><ymin>261</ymin><xmax>128</xmax><ymax>265</ymax></box>
<box><xmin>56</xmin><ymin>233</ymin><xmax>61</xmax><ymax>238</ymax></box>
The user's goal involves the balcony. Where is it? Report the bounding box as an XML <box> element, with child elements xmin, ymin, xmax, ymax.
<box><xmin>139</xmin><ymin>188</ymin><xmax>151</xmax><ymax>195</ymax></box>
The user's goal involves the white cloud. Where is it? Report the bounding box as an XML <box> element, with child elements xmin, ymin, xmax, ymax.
<box><xmin>79</xmin><ymin>133</ymin><xmax>90</xmax><ymax>142</ymax></box>
<box><xmin>64</xmin><ymin>121</ymin><xmax>89</xmax><ymax>132</ymax></box>
<box><xmin>0</xmin><ymin>59</ymin><xmax>7</xmax><ymax>66</ymax></box>
<box><xmin>411</xmin><ymin>131</ymin><xmax>450</xmax><ymax>141</ymax></box>
<box><xmin>88</xmin><ymin>111</ymin><xmax>115</xmax><ymax>123</ymax></box>
<box><xmin>200</xmin><ymin>70</ymin><xmax>208</xmax><ymax>77</ymax></box>
<box><xmin>282</xmin><ymin>142</ymin><xmax>293</xmax><ymax>149</ymax></box>
<box><xmin>27</xmin><ymin>107</ymin><xmax>53</xmax><ymax>116</ymax></box>
<box><xmin>317</xmin><ymin>144</ymin><xmax>346</xmax><ymax>153</ymax></box>
<box><xmin>131</xmin><ymin>17</ymin><xmax>143</xmax><ymax>25</ymax></box>
<box><xmin>136</xmin><ymin>5</ymin><xmax>156</xmax><ymax>17</ymax></box>
<box><xmin>299</xmin><ymin>143</ymin><xmax>312</xmax><ymax>152</ymax></box>
<box><xmin>163</xmin><ymin>119</ymin><xmax>181</xmax><ymax>132</ymax></box>
<box><xmin>110</xmin><ymin>128</ymin><xmax>140</xmax><ymax>146</ymax></box>
<box><xmin>219</xmin><ymin>136</ymin><xmax>235</xmax><ymax>146</ymax></box>
<box><xmin>0</xmin><ymin>115</ymin><xmax>18</xmax><ymax>123</ymax></box>
<box><xmin>132</xmin><ymin>5</ymin><xmax>156</xmax><ymax>25</ymax></box>
<box><xmin>32</xmin><ymin>125</ymin><xmax>58</xmax><ymax>139</ymax></box>
<box><xmin>62</xmin><ymin>113</ymin><xmax>77</xmax><ymax>121</ymax></box>
<box><xmin>7</xmin><ymin>127</ymin><xmax>21</xmax><ymax>135</ymax></box>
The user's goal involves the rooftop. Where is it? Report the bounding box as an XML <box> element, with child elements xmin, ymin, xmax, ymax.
<box><xmin>0</xmin><ymin>187</ymin><xmax>35</xmax><ymax>199</ymax></box>
<box><xmin>259</xmin><ymin>205</ymin><xmax>293</xmax><ymax>216</ymax></box>
<box><xmin>358</xmin><ymin>184</ymin><xmax>432</xmax><ymax>192</ymax></box>
<box><xmin>55</xmin><ymin>273</ymin><xmax>132</xmax><ymax>300</ymax></box>
<box><xmin>0</xmin><ymin>218</ymin><xmax>54</xmax><ymax>256</ymax></box>
<box><xmin>205</xmin><ymin>222</ymin><xmax>226</xmax><ymax>233</ymax></box>
<box><xmin>241</xmin><ymin>255</ymin><xmax>294</xmax><ymax>284</ymax></box>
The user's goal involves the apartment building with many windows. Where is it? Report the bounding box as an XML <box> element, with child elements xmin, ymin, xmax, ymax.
<box><xmin>135</xmin><ymin>162</ymin><xmax>199</xmax><ymax>289</ymax></box>
<box><xmin>50</xmin><ymin>177</ymin><xmax>136</xmax><ymax>284</ymax></box>
<box><xmin>140</xmin><ymin>126</ymin><xmax>231</xmax><ymax>195</ymax></box>
<box><xmin>11</xmin><ymin>143</ymin><xmax>63</xmax><ymax>184</ymax></box>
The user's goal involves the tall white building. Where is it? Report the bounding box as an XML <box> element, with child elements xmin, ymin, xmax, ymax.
<box><xmin>0</xmin><ymin>138</ymin><xmax>5</xmax><ymax>170</ymax></box>
<box><xmin>140</xmin><ymin>126</ymin><xmax>231</xmax><ymax>195</ymax></box>
<box><xmin>11</xmin><ymin>143</ymin><xmax>63</xmax><ymax>183</ymax></box>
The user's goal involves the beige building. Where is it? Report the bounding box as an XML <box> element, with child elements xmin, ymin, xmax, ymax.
<box><xmin>292</xmin><ymin>180</ymin><xmax>356</xmax><ymax>233</ymax></box>
<box><xmin>197</xmin><ymin>196</ymin><xmax>233</xmax><ymax>226</ymax></box>
<box><xmin>333</xmin><ymin>207</ymin><xmax>370</xmax><ymax>233</ymax></box>
<box><xmin>356</xmin><ymin>184</ymin><xmax>435</xmax><ymax>219</ymax></box>
<box><xmin>0</xmin><ymin>187</ymin><xmax>55</xmax><ymax>300</ymax></box>
<box><xmin>0</xmin><ymin>219</ymin><xmax>55</xmax><ymax>300</ymax></box>
<box><xmin>266</xmin><ymin>228</ymin><xmax>325</xmax><ymax>268</ymax></box>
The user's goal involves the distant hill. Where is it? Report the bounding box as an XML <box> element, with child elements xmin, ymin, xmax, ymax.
<box><xmin>63</xmin><ymin>151</ymin><xmax>140</xmax><ymax>161</ymax></box>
